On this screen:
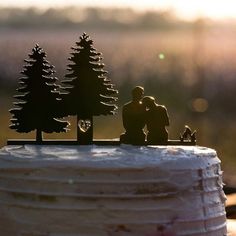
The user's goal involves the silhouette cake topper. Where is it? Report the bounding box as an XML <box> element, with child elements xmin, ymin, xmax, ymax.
<box><xmin>9</xmin><ymin>44</ymin><xmax>69</xmax><ymax>142</ymax></box>
<box><xmin>8</xmin><ymin>33</ymin><xmax>196</xmax><ymax>146</ymax></box>
<box><xmin>120</xmin><ymin>86</ymin><xmax>196</xmax><ymax>145</ymax></box>
<box><xmin>60</xmin><ymin>32</ymin><xmax>118</xmax><ymax>144</ymax></box>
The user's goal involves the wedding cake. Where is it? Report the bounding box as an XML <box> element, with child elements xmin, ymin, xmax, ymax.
<box><xmin>0</xmin><ymin>145</ymin><xmax>227</xmax><ymax>236</ymax></box>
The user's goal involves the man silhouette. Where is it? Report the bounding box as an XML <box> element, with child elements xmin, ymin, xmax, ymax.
<box><xmin>142</xmin><ymin>96</ymin><xmax>169</xmax><ymax>144</ymax></box>
<box><xmin>120</xmin><ymin>86</ymin><xmax>146</xmax><ymax>144</ymax></box>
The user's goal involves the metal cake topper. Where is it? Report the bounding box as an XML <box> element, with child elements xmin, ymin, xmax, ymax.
<box><xmin>120</xmin><ymin>86</ymin><xmax>196</xmax><ymax>145</ymax></box>
<box><xmin>60</xmin><ymin>33</ymin><xmax>118</xmax><ymax>144</ymax></box>
<box><xmin>9</xmin><ymin>44</ymin><xmax>69</xmax><ymax>142</ymax></box>
<box><xmin>8</xmin><ymin>33</ymin><xmax>196</xmax><ymax>146</ymax></box>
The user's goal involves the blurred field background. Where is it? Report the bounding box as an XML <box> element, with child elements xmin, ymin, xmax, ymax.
<box><xmin>0</xmin><ymin>6</ymin><xmax>236</xmax><ymax>185</ymax></box>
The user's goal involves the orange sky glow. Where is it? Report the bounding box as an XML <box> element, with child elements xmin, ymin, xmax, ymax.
<box><xmin>0</xmin><ymin>0</ymin><xmax>236</xmax><ymax>20</ymax></box>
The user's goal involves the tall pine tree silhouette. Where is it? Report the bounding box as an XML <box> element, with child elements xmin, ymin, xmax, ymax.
<box><xmin>61</xmin><ymin>33</ymin><xmax>117</xmax><ymax>144</ymax></box>
<box><xmin>10</xmin><ymin>44</ymin><xmax>69</xmax><ymax>142</ymax></box>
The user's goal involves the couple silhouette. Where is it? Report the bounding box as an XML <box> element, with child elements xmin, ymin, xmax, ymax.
<box><xmin>120</xmin><ymin>86</ymin><xmax>169</xmax><ymax>145</ymax></box>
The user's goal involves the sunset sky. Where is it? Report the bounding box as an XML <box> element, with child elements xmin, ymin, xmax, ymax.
<box><xmin>0</xmin><ymin>0</ymin><xmax>236</xmax><ymax>20</ymax></box>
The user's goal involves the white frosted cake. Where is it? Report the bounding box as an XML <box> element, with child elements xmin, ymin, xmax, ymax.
<box><xmin>0</xmin><ymin>145</ymin><xmax>227</xmax><ymax>236</ymax></box>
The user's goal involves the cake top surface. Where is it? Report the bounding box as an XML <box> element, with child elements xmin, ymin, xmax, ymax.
<box><xmin>0</xmin><ymin>145</ymin><xmax>218</xmax><ymax>170</ymax></box>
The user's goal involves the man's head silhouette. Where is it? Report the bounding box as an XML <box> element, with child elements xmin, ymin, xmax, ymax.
<box><xmin>132</xmin><ymin>86</ymin><xmax>144</xmax><ymax>102</ymax></box>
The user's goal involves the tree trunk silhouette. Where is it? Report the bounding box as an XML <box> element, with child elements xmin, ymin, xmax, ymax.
<box><xmin>36</xmin><ymin>129</ymin><xmax>42</xmax><ymax>143</ymax></box>
<box><xmin>77</xmin><ymin>115</ymin><xmax>93</xmax><ymax>144</ymax></box>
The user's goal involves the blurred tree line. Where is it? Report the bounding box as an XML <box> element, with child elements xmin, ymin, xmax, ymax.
<box><xmin>0</xmin><ymin>7</ymin><xmax>193</xmax><ymax>30</ymax></box>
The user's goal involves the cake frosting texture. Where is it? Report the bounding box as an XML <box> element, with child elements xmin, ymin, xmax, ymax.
<box><xmin>0</xmin><ymin>145</ymin><xmax>227</xmax><ymax>236</ymax></box>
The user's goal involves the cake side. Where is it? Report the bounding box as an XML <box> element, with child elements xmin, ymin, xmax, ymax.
<box><xmin>0</xmin><ymin>145</ymin><xmax>227</xmax><ymax>236</ymax></box>
<box><xmin>0</xmin><ymin>145</ymin><xmax>219</xmax><ymax>168</ymax></box>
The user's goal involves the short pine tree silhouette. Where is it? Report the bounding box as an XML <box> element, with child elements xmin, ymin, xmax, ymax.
<box><xmin>10</xmin><ymin>44</ymin><xmax>69</xmax><ymax>142</ymax></box>
<box><xmin>61</xmin><ymin>33</ymin><xmax>118</xmax><ymax>143</ymax></box>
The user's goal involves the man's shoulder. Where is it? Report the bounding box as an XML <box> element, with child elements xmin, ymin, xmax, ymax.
<box><xmin>123</xmin><ymin>101</ymin><xmax>144</xmax><ymax>108</ymax></box>
<box><xmin>123</xmin><ymin>102</ymin><xmax>145</xmax><ymax>114</ymax></box>
<box><xmin>123</xmin><ymin>101</ymin><xmax>132</xmax><ymax>110</ymax></box>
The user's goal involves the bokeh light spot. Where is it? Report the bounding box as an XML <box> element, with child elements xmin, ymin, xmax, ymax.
<box><xmin>158</xmin><ymin>53</ymin><xmax>165</xmax><ymax>60</ymax></box>
<box><xmin>191</xmin><ymin>98</ymin><xmax>208</xmax><ymax>112</ymax></box>
<box><xmin>68</xmin><ymin>179</ymin><xmax>74</xmax><ymax>184</ymax></box>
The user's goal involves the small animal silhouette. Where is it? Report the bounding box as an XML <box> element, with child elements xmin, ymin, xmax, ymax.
<box><xmin>180</xmin><ymin>125</ymin><xmax>196</xmax><ymax>143</ymax></box>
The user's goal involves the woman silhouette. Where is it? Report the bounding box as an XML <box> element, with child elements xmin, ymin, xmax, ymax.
<box><xmin>142</xmin><ymin>96</ymin><xmax>169</xmax><ymax>144</ymax></box>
